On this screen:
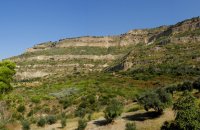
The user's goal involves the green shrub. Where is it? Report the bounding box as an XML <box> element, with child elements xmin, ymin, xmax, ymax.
<box><xmin>27</xmin><ymin>110</ymin><xmax>34</xmax><ymax>117</ymax></box>
<box><xmin>46</xmin><ymin>115</ymin><xmax>57</xmax><ymax>125</ymax></box>
<box><xmin>59</xmin><ymin>99</ymin><xmax>71</xmax><ymax>109</ymax></box>
<box><xmin>76</xmin><ymin>119</ymin><xmax>87</xmax><ymax>130</ymax></box>
<box><xmin>21</xmin><ymin>120</ymin><xmax>30</xmax><ymax>130</ymax></box>
<box><xmin>29</xmin><ymin>117</ymin><xmax>37</xmax><ymax>124</ymax></box>
<box><xmin>75</xmin><ymin>108</ymin><xmax>87</xmax><ymax>118</ymax></box>
<box><xmin>125</xmin><ymin>122</ymin><xmax>136</xmax><ymax>130</ymax></box>
<box><xmin>12</xmin><ymin>112</ymin><xmax>24</xmax><ymax>120</ymax></box>
<box><xmin>37</xmin><ymin>117</ymin><xmax>46</xmax><ymax>127</ymax></box>
<box><xmin>177</xmin><ymin>81</ymin><xmax>193</xmax><ymax>91</ymax></box>
<box><xmin>59</xmin><ymin>97</ymin><xmax>73</xmax><ymax>109</ymax></box>
<box><xmin>17</xmin><ymin>105</ymin><xmax>26</xmax><ymax>113</ymax></box>
<box><xmin>31</xmin><ymin>96</ymin><xmax>41</xmax><ymax>104</ymax></box>
<box><xmin>162</xmin><ymin>91</ymin><xmax>200</xmax><ymax>130</ymax></box>
<box><xmin>75</xmin><ymin>95</ymin><xmax>99</xmax><ymax>118</ymax></box>
<box><xmin>172</xmin><ymin>91</ymin><xmax>200</xmax><ymax>129</ymax></box>
<box><xmin>61</xmin><ymin>117</ymin><xmax>67</xmax><ymax>128</ymax></box>
<box><xmin>161</xmin><ymin>121</ymin><xmax>179</xmax><ymax>130</ymax></box>
<box><xmin>0</xmin><ymin>61</ymin><xmax>16</xmax><ymax>94</ymax></box>
<box><xmin>137</xmin><ymin>88</ymin><xmax>172</xmax><ymax>113</ymax></box>
<box><xmin>165</xmin><ymin>85</ymin><xmax>177</xmax><ymax>95</ymax></box>
<box><xmin>43</xmin><ymin>106</ymin><xmax>51</xmax><ymax>113</ymax></box>
<box><xmin>104</xmin><ymin>99</ymin><xmax>123</xmax><ymax>123</ymax></box>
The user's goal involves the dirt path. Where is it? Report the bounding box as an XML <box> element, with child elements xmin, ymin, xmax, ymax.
<box><xmin>6</xmin><ymin>108</ymin><xmax>174</xmax><ymax>130</ymax></box>
<box><xmin>85</xmin><ymin>108</ymin><xmax>174</xmax><ymax>130</ymax></box>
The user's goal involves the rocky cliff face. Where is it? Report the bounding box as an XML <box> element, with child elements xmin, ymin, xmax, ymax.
<box><xmin>106</xmin><ymin>17</ymin><xmax>200</xmax><ymax>72</ymax></box>
<box><xmin>154</xmin><ymin>17</ymin><xmax>200</xmax><ymax>44</ymax></box>
<box><xmin>10</xmin><ymin>16</ymin><xmax>200</xmax><ymax>81</ymax></box>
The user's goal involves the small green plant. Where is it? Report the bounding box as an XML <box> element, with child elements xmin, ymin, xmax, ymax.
<box><xmin>76</xmin><ymin>119</ymin><xmax>87</xmax><ymax>130</ymax></box>
<box><xmin>61</xmin><ymin>117</ymin><xmax>67</xmax><ymax>128</ymax></box>
<box><xmin>31</xmin><ymin>96</ymin><xmax>41</xmax><ymax>104</ymax></box>
<box><xmin>104</xmin><ymin>99</ymin><xmax>123</xmax><ymax>123</ymax></box>
<box><xmin>37</xmin><ymin>117</ymin><xmax>46</xmax><ymax>127</ymax></box>
<box><xmin>75</xmin><ymin>108</ymin><xmax>87</xmax><ymax>118</ymax></box>
<box><xmin>46</xmin><ymin>115</ymin><xmax>57</xmax><ymax>125</ymax></box>
<box><xmin>27</xmin><ymin>110</ymin><xmax>34</xmax><ymax>117</ymax></box>
<box><xmin>17</xmin><ymin>105</ymin><xmax>26</xmax><ymax>113</ymax></box>
<box><xmin>21</xmin><ymin>120</ymin><xmax>30</xmax><ymax>130</ymax></box>
<box><xmin>125</xmin><ymin>122</ymin><xmax>136</xmax><ymax>130</ymax></box>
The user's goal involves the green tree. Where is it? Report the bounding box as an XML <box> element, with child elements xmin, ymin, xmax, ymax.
<box><xmin>137</xmin><ymin>88</ymin><xmax>172</xmax><ymax>114</ymax></box>
<box><xmin>104</xmin><ymin>99</ymin><xmax>123</xmax><ymax>123</ymax></box>
<box><xmin>173</xmin><ymin>91</ymin><xmax>200</xmax><ymax>130</ymax></box>
<box><xmin>0</xmin><ymin>61</ymin><xmax>16</xmax><ymax>94</ymax></box>
<box><xmin>162</xmin><ymin>91</ymin><xmax>200</xmax><ymax>130</ymax></box>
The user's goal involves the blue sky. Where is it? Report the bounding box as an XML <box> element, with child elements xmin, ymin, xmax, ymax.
<box><xmin>0</xmin><ymin>0</ymin><xmax>199</xmax><ymax>60</ymax></box>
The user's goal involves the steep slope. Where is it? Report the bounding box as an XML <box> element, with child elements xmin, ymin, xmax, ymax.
<box><xmin>9</xmin><ymin>17</ymin><xmax>200</xmax><ymax>82</ymax></box>
<box><xmin>9</xmin><ymin>27</ymin><xmax>167</xmax><ymax>81</ymax></box>
<box><xmin>107</xmin><ymin>17</ymin><xmax>200</xmax><ymax>77</ymax></box>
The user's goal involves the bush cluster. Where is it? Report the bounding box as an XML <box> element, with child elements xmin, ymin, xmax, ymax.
<box><xmin>165</xmin><ymin>78</ymin><xmax>200</xmax><ymax>95</ymax></box>
<box><xmin>75</xmin><ymin>95</ymin><xmax>99</xmax><ymax>117</ymax></box>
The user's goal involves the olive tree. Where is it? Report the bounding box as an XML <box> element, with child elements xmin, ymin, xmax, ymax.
<box><xmin>137</xmin><ymin>88</ymin><xmax>172</xmax><ymax>114</ymax></box>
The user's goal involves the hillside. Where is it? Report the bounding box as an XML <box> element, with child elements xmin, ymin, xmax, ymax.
<box><xmin>9</xmin><ymin>17</ymin><xmax>200</xmax><ymax>83</ymax></box>
<box><xmin>2</xmin><ymin>16</ymin><xmax>200</xmax><ymax>130</ymax></box>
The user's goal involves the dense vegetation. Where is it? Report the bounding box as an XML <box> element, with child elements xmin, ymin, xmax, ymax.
<box><xmin>0</xmin><ymin>61</ymin><xmax>16</xmax><ymax>94</ymax></box>
<box><xmin>1</xmin><ymin>63</ymin><xmax>200</xmax><ymax>130</ymax></box>
<box><xmin>161</xmin><ymin>91</ymin><xmax>200</xmax><ymax>130</ymax></box>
